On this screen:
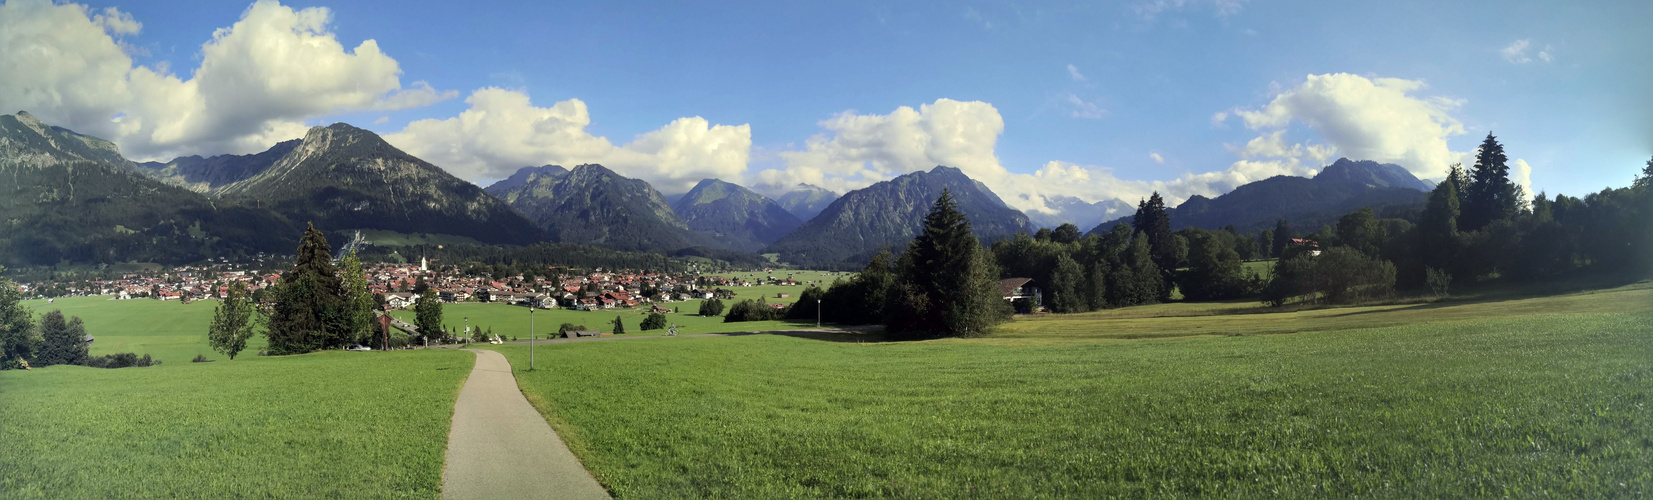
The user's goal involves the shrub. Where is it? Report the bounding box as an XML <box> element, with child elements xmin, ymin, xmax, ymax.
<box><xmin>192</xmin><ymin>354</ymin><xmax>211</xmax><ymax>363</ymax></box>
<box><xmin>1426</xmin><ymin>267</ymin><xmax>1453</xmax><ymax>298</ymax></box>
<box><xmin>724</xmin><ymin>299</ymin><xmax>786</xmax><ymax>323</ymax></box>
<box><xmin>697</xmin><ymin>299</ymin><xmax>725</xmax><ymax>317</ymax></box>
<box><xmin>640</xmin><ymin>313</ymin><xmax>667</xmax><ymax>331</ymax></box>
<box><xmin>82</xmin><ymin>353</ymin><xmax>161</xmax><ymax>369</ymax></box>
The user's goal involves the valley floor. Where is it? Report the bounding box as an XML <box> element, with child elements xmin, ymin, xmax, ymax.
<box><xmin>2</xmin><ymin>282</ymin><xmax>1649</xmax><ymax>498</ymax></box>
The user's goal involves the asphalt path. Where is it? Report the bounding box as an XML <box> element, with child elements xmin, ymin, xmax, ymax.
<box><xmin>441</xmin><ymin>349</ymin><xmax>610</xmax><ymax>500</ymax></box>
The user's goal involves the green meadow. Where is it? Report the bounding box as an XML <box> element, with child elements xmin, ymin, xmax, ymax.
<box><xmin>491</xmin><ymin>283</ymin><xmax>1653</xmax><ymax>498</ymax></box>
<box><xmin>20</xmin><ymin>296</ymin><xmax>265</xmax><ymax>363</ymax></box>
<box><xmin>0</xmin><ymin>350</ymin><xmax>473</xmax><ymax>499</ymax></box>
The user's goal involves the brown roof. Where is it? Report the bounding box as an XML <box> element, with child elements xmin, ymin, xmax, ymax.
<box><xmin>998</xmin><ymin>277</ymin><xmax>1033</xmax><ymax>297</ymax></box>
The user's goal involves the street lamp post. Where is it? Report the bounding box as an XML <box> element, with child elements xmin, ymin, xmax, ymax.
<box><xmin>464</xmin><ymin>317</ymin><xmax>469</xmax><ymax>346</ymax></box>
<box><xmin>529</xmin><ymin>308</ymin><xmax>535</xmax><ymax>371</ymax></box>
<box><xmin>816</xmin><ymin>299</ymin><xmax>822</xmax><ymax>328</ymax></box>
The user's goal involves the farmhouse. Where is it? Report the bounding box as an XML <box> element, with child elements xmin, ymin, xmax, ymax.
<box><xmin>998</xmin><ymin>278</ymin><xmax>1041</xmax><ymax>314</ymax></box>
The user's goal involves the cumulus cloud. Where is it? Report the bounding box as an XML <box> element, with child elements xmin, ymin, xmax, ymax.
<box><xmin>749</xmin><ymin>98</ymin><xmax>1269</xmax><ymax>219</ymax></box>
<box><xmin>1150</xmin><ymin>152</ymin><xmax>1165</xmax><ymax>164</ymax></box>
<box><xmin>0</xmin><ymin>0</ymin><xmax>454</xmax><ymax>160</ymax></box>
<box><xmin>1232</xmin><ymin>73</ymin><xmax>1468</xmax><ymax>180</ymax></box>
<box><xmin>384</xmin><ymin>87</ymin><xmax>751</xmax><ymax>194</ymax></box>
<box><xmin>1209</xmin><ymin>110</ymin><xmax>1230</xmax><ymax>127</ymax></box>
<box><xmin>1512</xmin><ymin>158</ymin><xmax>1534</xmax><ymax>200</ymax></box>
<box><xmin>1067</xmin><ymin>64</ymin><xmax>1087</xmax><ymax>82</ymax></box>
<box><xmin>1502</xmin><ymin>39</ymin><xmax>1531</xmax><ymax>64</ymax></box>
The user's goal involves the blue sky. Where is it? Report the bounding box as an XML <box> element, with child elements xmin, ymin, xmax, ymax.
<box><xmin>3</xmin><ymin>0</ymin><xmax>1649</xmax><ymax>215</ymax></box>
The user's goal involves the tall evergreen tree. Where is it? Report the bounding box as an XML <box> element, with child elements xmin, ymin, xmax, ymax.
<box><xmin>1447</xmin><ymin>163</ymin><xmax>1470</xmax><ymax>197</ymax></box>
<box><xmin>1635</xmin><ymin>156</ymin><xmax>1653</xmax><ymax>191</ymax></box>
<box><xmin>34</xmin><ymin>310</ymin><xmax>88</xmax><ymax>367</ymax></box>
<box><xmin>1462</xmin><ymin>134</ymin><xmax>1523</xmax><ymax>231</ymax></box>
<box><xmin>209</xmin><ymin>282</ymin><xmax>257</xmax><ymax>360</ymax></box>
<box><xmin>0</xmin><ymin>267</ymin><xmax>39</xmax><ymax>369</ymax></box>
<box><xmin>1271</xmin><ymin>219</ymin><xmax>1294</xmax><ymax>258</ymax></box>
<box><xmin>612</xmin><ymin>315</ymin><xmax>626</xmax><ymax>334</ymax></box>
<box><xmin>887</xmin><ymin>190</ymin><xmax>1010</xmax><ymax>339</ymax></box>
<box><xmin>266</xmin><ymin>223</ymin><xmax>347</xmax><ymax>354</ymax></box>
<box><xmin>1132</xmin><ymin>192</ymin><xmax>1177</xmax><ymax>292</ymax></box>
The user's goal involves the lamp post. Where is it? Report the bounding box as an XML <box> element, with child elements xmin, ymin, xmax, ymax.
<box><xmin>816</xmin><ymin>299</ymin><xmax>822</xmax><ymax>328</ymax></box>
<box><xmin>529</xmin><ymin>308</ymin><xmax>535</xmax><ymax>371</ymax></box>
<box><xmin>464</xmin><ymin>316</ymin><xmax>469</xmax><ymax>346</ymax></box>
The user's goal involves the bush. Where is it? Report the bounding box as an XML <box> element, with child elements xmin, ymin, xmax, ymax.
<box><xmin>82</xmin><ymin>353</ymin><xmax>161</xmax><ymax>369</ymax></box>
<box><xmin>1425</xmin><ymin>267</ymin><xmax>1453</xmax><ymax>298</ymax></box>
<box><xmin>697</xmin><ymin>299</ymin><xmax>725</xmax><ymax>317</ymax></box>
<box><xmin>724</xmin><ymin>299</ymin><xmax>786</xmax><ymax>323</ymax></box>
<box><xmin>557</xmin><ymin>323</ymin><xmax>588</xmax><ymax>336</ymax></box>
<box><xmin>640</xmin><ymin>313</ymin><xmax>667</xmax><ymax>331</ymax></box>
<box><xmin>192</xmin><ymin>354</ymin><xmax>211</xmax><ymax>363</ymax></box>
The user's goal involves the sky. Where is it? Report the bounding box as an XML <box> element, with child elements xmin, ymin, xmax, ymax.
<box><xmin>2</xmin><ymin>0</ymin><xmax>1649</xmax><ymax>218</ymax></box>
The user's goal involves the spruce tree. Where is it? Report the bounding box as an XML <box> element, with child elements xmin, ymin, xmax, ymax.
<box><xmin>1271</xmin><ymin>219</ymin><xmax>1294</xmax><ymax>258</ymax></box>
<box><xmin>1635</xmin><ymin>156</ymin><xmax>1653</xmax><ymax>191</ymax></box>
<box><xmin>1420</xmin><ymin>179</ymin><xmax>1463</xmax><ymax>275</ymax></box>
<box><xmin>1462</xmin><ymin>134</ymin><xmax>1522</xmax><ymax>231</ymax></box>
<box><xmin>266</xmin><ymin>223</ymin><xmax>347</xmax><ymax>354</ymax></box>
<box><xmin>1131</xmin><ymin>192</ymin><xmax>1177</xmax><ymax>293</ymax></box>
<box><xmin>612</xmin><ymin>315</ymin><xmax>626</xmax><ymax>334</ymax></box>
<box><xmin>887</xmin><ymin>190</ymin><xmax>1010</xmax><ymax>339</ymax></box>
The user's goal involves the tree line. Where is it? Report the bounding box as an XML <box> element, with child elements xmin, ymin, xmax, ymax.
<box><xmin>0</xmin><ymin>266</ymin><xmax>161</xmax><ymax>370</ymax></box>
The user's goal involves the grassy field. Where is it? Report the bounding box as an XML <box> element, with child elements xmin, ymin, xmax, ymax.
<box><xmin>0</xmin><ymin>350</ymin><xmax>474</xmax><ymax>499</ymax></box>
<box><xmin>491</xmin><ymin>282</ymin><xmax>1653</xmax><ymax>498</ymax></box>
<box><xmin>21</xmin><ymin>296</ymin><xmax>265</xmax><ymax>363</ymax></box>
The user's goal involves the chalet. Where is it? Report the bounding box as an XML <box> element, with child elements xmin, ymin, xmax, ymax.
<box><xmin>385</xmin><ymin>292</ymin><xmax>415</xmax><ymax>309</ymax></box>
<box><xmin>998</xmin><ymin>278</ymin><xmax>1041</xmax><ymax>314</ymax></box>
<box><xmin>1290</xmin><ymin>238</ymin><xmax>1323</xmax><ymax>257</ymax></box>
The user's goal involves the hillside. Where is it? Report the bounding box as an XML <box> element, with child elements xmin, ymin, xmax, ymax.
<box><xmin>0</xmin><ymin>112</ymin><xmax>296</xmax><ymax>266</ymax></box>
<box><xmin>765</xmin><ymin>166</ymin><xmax>1032</xmax><ymax>267</ymax></box>
<box><xmin>672</xmin><ymin>179</ymin><xmax>803</xmax><ymax>252</ymax></box>
<box><xmin>1089</xmin><ymin>158</ymin><xmax>1432</xmax><ymax>235</ymax></box>
<box><xmin>215</xmin><ymin>123</ymin><xmax>546</xmax><ymax>245</ymax></box>
<box><xmin>485</xmin><ymin>164</ymin><xmax>718</xmax><ymax>252</ymax></box>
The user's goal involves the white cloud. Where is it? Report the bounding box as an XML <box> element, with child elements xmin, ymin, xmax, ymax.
<box><xmin>1232</xmin><ymin>73</ymin><xmax>1468</xmax><ymax>180</ymax></box>
<box><xmin>1537</xmin><ymin>45</ymin><xmax>1554</xmax><ymax>63</ymax></box>
<box><xmin>1150</xmin><ymin>152</ymin><xmax>1165</xmax><ymax>164</ymax></box>
<box><xmin>1500</xmin><ymin>39</ymin><xmax>1533</xmax><ymax>64</ymax></box>
<box><xmin>1512</xmin><ymin>158</ymin><xmax>1534</xmax><ymax>200</ymax></box>
<box><xmin>1209</xmin><ymin>110</ymin><xmax>1230</xmax><ymax>127</ymax></box>
<box><xmin>750</xmin><ymin>98</ymin><xmax>1289</xmax><ymax>219</ymax></box>
<box><xmin>1067</xmin><ymin>64</ymin><xmax>1087</xmax><ymax>82</ymax></box>
<box><xmin>0</xmin><ymin>0</ymin><xmax>454</xmax><ymax>160</ymax></box>
<box><xmin>384</xmin><ymin>87</ymin><xmax>751</xmax><ymax>194</ymax></box>
<box><xmin>1067</xmin><ymin>94</ymin><xmax>1107</xmax><ymax>119</ymax></box>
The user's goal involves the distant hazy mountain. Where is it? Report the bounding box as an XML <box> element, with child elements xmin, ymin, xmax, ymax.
<box><xmin>1088</xmin><ymin>158</ymin><xmax>1433</xmax><ymax>235</ymax></box>
<box><xmin>671</xmin><ymin>179</ymin><xmax>803</xmax><ymax>252</ymax></box>
<box><xmin>214</xmin><ymin>123</ymin><xmax>545</xmax><ymax>245</ymax></box>
<box><xmin>766</xmin><ymin>166</ymin><xmax>1032</xmax><ymax>267</ymax></box>
<box><xmin>0</xmin><ymin>111</ymin><xmax>296</xmax><ymax>266</ymax></box>
<box><xmin>134</xmin><ymin>139</ymin><xmax>299</xmax><ymax>193</ymax></box>
<box><xmin>485</xmin><ymin>164</ymin><xmax>717</xmax><ymax>252</ymax></box>
<box><xmin>774</xmin><ymin>184</ymin><xmax>839</xmax><ymax>220</ymax></box>
<box><xmin>1025</xmin><ymin>195</ymin><xmax>1136</xmax><ymax>229</ymax></box>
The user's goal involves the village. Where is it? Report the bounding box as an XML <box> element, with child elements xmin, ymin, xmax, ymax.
<box><xmin>15</xmin><ymin>257</ymin><xmax>817</xmax><ymax>313</ymax></box>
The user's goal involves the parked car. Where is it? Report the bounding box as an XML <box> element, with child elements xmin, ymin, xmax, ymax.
<box><xmin>347</xmin><ymin>345</ymin><xmax>372</xmax><ymax>351</ymax></box>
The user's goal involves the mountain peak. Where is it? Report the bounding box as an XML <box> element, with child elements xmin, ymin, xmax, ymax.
<box><xmin>1315</xmin><ymin>158</ymin><xmax>1432</xmax><ymax>191</ymax></box>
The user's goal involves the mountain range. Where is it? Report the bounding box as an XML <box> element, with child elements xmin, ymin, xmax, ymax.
<box><xmin>4</xmin><ymin>112</ymin><xmax>1441</xmax><ymax>269</ymax></box>
<box><xmin>1088</xmin><ymin>158</ymin><xmax>1433</xmax><ymax>235</ymax></box>
<box><xmin>765</xmin><ymin>166</ymin><xmax>1034</xmax><ymax>267</ymax></box>
<box><xmin>672</xmin><ymin>179</ymin><xmax>803</xmax><ymax>252</ymax></box>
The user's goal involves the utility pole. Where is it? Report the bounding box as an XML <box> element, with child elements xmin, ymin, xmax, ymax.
<box><xmin>529</xmin><ymin>308</ymin><xmax>535</xmax><ymax>371</ymax></box>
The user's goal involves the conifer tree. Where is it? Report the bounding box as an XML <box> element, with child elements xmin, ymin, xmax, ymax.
<box><xmin>887</xmin><ymin>190</ymin><xmax>1010</xmax><ymax>339</ymax></box>
<box><xmin>1271</xmin><ymin>219</ymin><xmax>1294</xmax><ymax>258</ymax></box>
<box><xmin>612</xmin><ymin>315</ymin><xmax>626</xmax><ymax>334</ymax></box>
<box><xmin>1462</xmin><ymin>134</ymin><xmax>1523</xmax><ymax>231</ymax></box>
<box><xmin>1635</xmin><ymin>156</ymin><xmax>1653</xmax><ymax>191</ymax></box>
<box><xmin>266</xmin><ymin>223</ymin><xmax>347</xmax><ymax>354</ymax></box>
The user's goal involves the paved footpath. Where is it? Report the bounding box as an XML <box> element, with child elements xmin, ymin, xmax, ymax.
<box><xmin>442</xmin><ymin>349</ymin><xmax>610</xmax><ymax>500</ymax></box>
